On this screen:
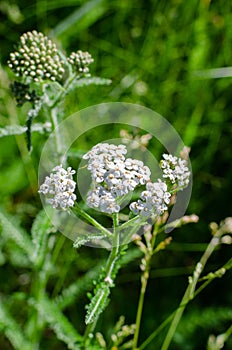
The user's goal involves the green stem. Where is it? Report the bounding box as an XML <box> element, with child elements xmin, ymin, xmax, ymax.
<box><xmin>119</xmin><ymin>215</ymin><xmax>144</xmax><ymax>230</ymax></box>
<box><xmin>120</xmin><ymin>215</ymin><xmax>147</xmax><ymax>246</ymax></box>
<box><xmin>139</xmin><ymin>313</ymin><xmax>175</xmax><ymax>350</ymax></box>
<box><xmin>83</xmin><ymin>213</ymin><xmax>121</xmax><ymax>348</ymax></box>
<box><xmin>104</xmin><ymin>213</ymin><xmax>120</xmax><ymax>281</ymax></box>
<box><xmin>160</xmin><ymin>231</ymin><xmax>222</xmax><ymax>350</ymax></box>
<box><xmin>222</xmin><ymin>324</ymin><xmax>232</xmax><ymax>343</ymax></box>
<box><xmin>48</xmin><ymin>72</ymin><xmax>79</xmax><ymax>163</ymax></box>
<box><xmin>133</xmin><ymin>274</ymin><xmax>148</xmax><ymax>350</ymax></box>
<box><xmin>50</xmin><ymin>72</ymin><xmax>78</xmax><ymax>109</ymax></box>
<box><xmin>73</xmin><ymin>204</ymin><xmax>112</xmax><ymax>238</ymax></box>
<box><xmin>132</xmin><ymin>224</ymin><xmax>158</xmax><ymax>350</ymax></box>
<box><xmin>83</xmin><ymin>319</ymin><xmax>98</xmax><ymax>347</ymax></box>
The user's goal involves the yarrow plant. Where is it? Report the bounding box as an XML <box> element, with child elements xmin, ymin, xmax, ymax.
<box><xmin>39</xmin><ymin>142</ymin><xmax>192</xmax><ymax>341</ymax></box>
<box><xmin>2</xmin><ymin>29</ymin><xmax>232</xmax><ymax>350</ymax></box>
<box><xmin>37</xmin><ymin>142</ymin><xmax>232</xmax><ymax>349</ymax></box>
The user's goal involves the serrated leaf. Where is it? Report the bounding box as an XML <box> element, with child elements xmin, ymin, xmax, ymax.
<box><xmin>33</xmin><ymin>295</ymin><xmax>82</xmax><ymax>349</ymax></box>
<box><xmin>30</xmin><ymin>122</ymin><xmax>52</xmax><ymax>134</ymax></box>
<box><xmin>31</xmin><ymin>210</ymin><xmax>53</xmax><ymax>267</ymax></box>
<box><xmin>0</xmin><ymin>298</ymin><xmax>31</xmax><ymax>350</ymax></box>
<box><xmin>0</xmin><ymin>208</ymin><xmax>34</xmax><ymax>258</ymax></box>
<box><xmin>0</xmin><ymin>125</ymin><xmax>27</xmax><ymax>137</ymax></box>
<box><xmin>73</xmin><ymin>232</ymin><xmax>108</xmax><ymax>248</ymax></box>
<box><xmin>67</xmin><ymin>76</ymin><xmax>111</xmax><ymax>93</ymax></box>
<box><xmin>0</xmin><ymin>123</ymin><xmax>51</xmax><ymax>138</ymax></box>
<box><xmin>85</xmin><ymin>284</ymin><xmax>110</xmax><ymax>325</ymax></box>
<box><xmin>7</xmin><ymin>243</ymin><xmax>31</xmax><ymax>267</ymax></box>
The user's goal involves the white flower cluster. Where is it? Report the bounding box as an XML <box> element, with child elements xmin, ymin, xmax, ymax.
<box><xmin>130</xmin><ymin>180</ymin><xmax>171</xmax><ymax>217</ymax></box>
<box><xmin>83</xmin><ymin>143</ymin><xmax>151</xmax><ymax>214</ymax></box>
<box><xmin>39</xmin><ymin>165</ymin><xmax>76</xmax><ymax>210</ymax></box>
<box><xmin>8</xmin><ymin>30</ymin><xmax>65</xmax><ymax>83</ymax></box>
<box><xmin>67</xmin><ymin>50</ymin><xmax>94</xmax><ymax>74</ymax></box>
<box><xmin>160</xmin><ymin>154</ymin><xmax>190</xmax><ymax>189</ymax></box>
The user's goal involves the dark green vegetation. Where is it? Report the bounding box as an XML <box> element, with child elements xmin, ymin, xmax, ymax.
<box><xmin>0</xmin><ymin>1</ymin><xmax>231</xmax><ymax>349</ymax></box>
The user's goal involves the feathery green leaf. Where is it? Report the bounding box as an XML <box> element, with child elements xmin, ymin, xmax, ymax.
<box><xmin>0</xmin><ymin>298</ymin><xmax>31</xmax><ymax>350</ymax></box>
<box><xmin>33</xmin><ymin>295</ymin><xmax>83</xmax><ymax>349</ymax></box>
<box><xmin>67</xmin><ymin>76</ymin><xmax>111</xmax><ymax>94</ymax></box>
<box><xmin>73</xmin><ymin>232</ymin><xmax>109</xmax><ymax>248</ymax></box>
<box><xmin>31</xmin><ymin>210</ymin><xmax>53</xmax><ymax>267</ymax></box>
<box><xmin>0</xmin><ymin>208</ymin><xmax>33</xmax><ymax>258</ymax></box>
<box><xmin>85</xmin><ymin>283</ymin><xmax>110</xmax><ymax>325</ymax></box>
<box><xmin>0</xmin><ymin>123</ymin><xmax>51</xmax><ymax>138</ymax></box>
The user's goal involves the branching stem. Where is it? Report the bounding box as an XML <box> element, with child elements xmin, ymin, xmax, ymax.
<box><xmin>73</xmin><ymin>204</ymin><xmax>113</xmax><ymax>238</ymax></box>
<box><xmin>132</xmin><ymin>224</ymin><xmax>159</xmax><ymax>350</ymax></box>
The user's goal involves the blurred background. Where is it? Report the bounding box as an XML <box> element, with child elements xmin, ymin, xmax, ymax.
<box><xmin>0</xmin><ymin>1</ymin><xmax>231</xmax><ymax>349</ymax></box>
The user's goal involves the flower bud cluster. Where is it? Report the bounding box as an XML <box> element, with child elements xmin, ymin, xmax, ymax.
<box><xmin>39</xmin><ymin>165</ymin><xmax>76</xmax><ymax>210</ymax></box>
<box><xmin>67</xmin><ymin>50</ymin><xmax>94</xmax><ymax>74</ymax></box>
<box><xmin>83</xmin><ymin>143</ymin><xmax>151</xmax><ymax>214</ymax></box>
<box><xmin>130</xmin><ymin>179</ymin><xmax>171</xmax><ymax>217</ymax></box>
<box><xmin>160</xmin><ymin>154</ymin><xmax>190</xmax><ymax>189</ymax></box>
<box><xmin>10</xmin><ymin>81</ymin><xmax>39</xmax><ymax>106</ymax></box>
<box><xmin>8</xmin><ymin>30</ymin><xmax>65</xmax><ymax>83</ymax></box>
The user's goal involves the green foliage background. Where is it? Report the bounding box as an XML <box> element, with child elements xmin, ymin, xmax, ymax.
<box><xmin>0</xmin><ymin>1</ymin><xmax>231</xmax><ymax>349</ymax></box>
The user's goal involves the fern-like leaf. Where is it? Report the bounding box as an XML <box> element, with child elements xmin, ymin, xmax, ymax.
<box><xmin>84</xmin><ymin>247</ymin><xmax>141</xmax><ymax>325</ymax></box>
<box><xmin>0</xmin><ymin>125</ymin><xmax>27</xmax><ymax>137</ymax></box>
<box><xmin>85</xmin><ymin>283</ymin><xmax>110</xmax><ymax>325</ymax></box>
<box><xmin>31</xmin><ymin>210</ymin><xmax>53</xmax><ymax>267</ymax></box>
<box><xmin>73</xmin><ymin>232</ymin><xmax>109</xmax><ymax>248</ymax></box>
<box><xmin>0</xmin><ymin>298</ymin><xmax>31</xmax><ymax>350</ymax></box>
<box><xmin>0</xmin><ymin>208</ymin><xmax>33</xmax><ymax>258</ymax></box>
<box><xmin>32</xmin><ymin>295</ymin><xmax>83</xmax><ymax>349</ymax></box>
<box><xmin>0</xmin><ymin>123</ymin><xmax>51</xmax><ymax>138</ymax></box>
<box><xmin>67</xmin><ymin>76</ymin><xmax>111</xmax><ymax>93</ymax></box>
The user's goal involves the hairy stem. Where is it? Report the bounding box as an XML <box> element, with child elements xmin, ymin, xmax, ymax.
<box><xmin>83</xmin><ymin>213</ymin><xmax>121</xmax><ymax>348</ymax></box>
<box><xmin>50</xmin><ymin>72</ymin><xmax>78</xmax><ymax>109</ymax></box>
<box><xmin>104</xmin><ymin>213</ymin><xmax>120</xmax><ymax>281</ymax></box>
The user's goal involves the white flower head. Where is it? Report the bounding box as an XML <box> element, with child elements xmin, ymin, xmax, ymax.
<box><xmin>86</xmin><ymin>187</ymin><xmax>120</xmax><ymax>214</ymax></box>
<box><xmin>160</xmin><ymin>154</ymin><xmax>190</xmax><ymax>189</ymax></box>
<box><xmin>39</xmin><ymin>165</ymin><xmax>76</xmax><ymax>210</ymax></box>
<box><xmin>83</xmin><ymin>143</ymin><xmax>152</xmax><ymax>214</ymax></box>
<box><xmin>130</xmin><ymin>179</ymin><xmax>171</xmax><ymax>217</ymax></box>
